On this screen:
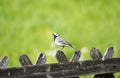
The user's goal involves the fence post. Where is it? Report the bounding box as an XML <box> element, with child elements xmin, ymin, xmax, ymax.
<box><xmin>0</xmin><ymin>46</ymin><xmax>119</xmax><ymax>78</ymax></box>
<box><xmin>19</xmin><ymin>54</ymin><xmax>33</xmax><ymax>66</ymax></box>
<box><xmin>56</xmin><ymin>50</ymin><xmax>68</xmax><ymax>64</ymax></box>
<box><xmin>35</xmin><ymin>53</ymin><xmax>46</xmax><ymax>65</ymax></box>
<box><xmin>0</xmin><ymin>56</ymin><xmax>8</xmax><ymax>69</ymax></box>
<box><xmin>102</xmin><ymin>46</ymin><xmax>114</xmax><ymax>61</ymax></box>
<box><xmin>70</xmin><ymin>50</ymin><xmax>81</xmax><ymax>62</ymax></box>
<box><xmin>56</xmin><ymin>50</ymin><xmax>81</xmax><ymax>78</ymax></box>
<box><xmin>90</xmin><ymin>46</ymin><xmax>115</xmax><ymax>78</ymax></box>
<box><xmin>19</xmin><ymin>53</ymin><xmax>48</xmax><ymax>78</ymax></box>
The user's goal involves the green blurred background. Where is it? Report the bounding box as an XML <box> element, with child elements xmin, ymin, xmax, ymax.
<box><xmin>0</xmin><ymin>0</ymin><xmax>120</xmax><ymax>77</ymax></box>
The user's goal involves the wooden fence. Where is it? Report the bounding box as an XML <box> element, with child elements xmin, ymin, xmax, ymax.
<box><xmin>0</xmin><ymin>46</ymin><xmax>120</xmax><ymax>78</ymax></box>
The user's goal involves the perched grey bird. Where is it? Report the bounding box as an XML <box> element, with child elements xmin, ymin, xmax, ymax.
<box><xmin>53</xmin><ymin>33</ymin><xmax>76</xmax><ymax>50</ymax></box>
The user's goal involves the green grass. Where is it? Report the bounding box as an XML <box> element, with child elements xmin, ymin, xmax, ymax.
<box><xmin>0</xmin><ymin>0</ymin><xmax>120</xmax><ymax>77</ymax></box>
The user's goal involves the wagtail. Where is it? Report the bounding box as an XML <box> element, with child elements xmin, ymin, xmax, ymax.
<box><xmin>53</xmin><ymin>33</ymin><xmax>76</xmax><ymax>50</ymax></box>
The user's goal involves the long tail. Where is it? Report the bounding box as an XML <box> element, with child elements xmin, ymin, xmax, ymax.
<box><xmin>69</xmin><ymin>45</ymin><xmax>77</xmax><ymax>51</ymax></box>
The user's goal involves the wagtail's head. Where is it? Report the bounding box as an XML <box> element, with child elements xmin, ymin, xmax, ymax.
<box><xmin>52</xmin><ymin>33</ymin><xmax>60</xmax><ymax>39</ymax></box>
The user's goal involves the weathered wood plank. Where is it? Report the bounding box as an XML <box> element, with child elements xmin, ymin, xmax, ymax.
<box><xmin>56</xmin><ymin>50</ymin><xmax>80</xmax><ymax>78</ymax></box>
<box><xmin>70</xmin><ymin>50</ymin><xmax>81</xmax><ymax>78</ymax></box>
<box><xmin>90</xmin><ymin>48</ymin><xmax>102</xmax><ymax>60</ymax></box>
<box><xmin>0</xmin><ymin>67</ymin><xmax>24</xmax><ymax>76</ymax></box>
<box><xmin>0</xmin><ymin>58</ymin><xmax>120</xmax><ymax>78</ymax></box>
<box><xmin>70</xmin><ymin>50</ymin><xmax>81</xmax><ymax>62</ymax></box>
<box><xmin>35</xmin><ymin>53</ymin><xmax>46</xmax><ymax>65</ymax></box>
<box><xmin>55</xmin><ymin>50</ymin><xmax>68</xmax><ymax>63</ymax></box>
<box><xmin>90</xmin><ymin>46</ymin><xmax>114</xmax><ymax>78</ymax></box>
<box><xmin>0</xmin><ymin>56</ymin><xmax>8</xmax><ymax>69</ymax></box>
<box><xmin>102</xmin><ymin>46</ymin><xmax>114</xmax><ymax>61</ymax></box>
<box><xmin>19</xmin><ymin>54</ymin><xmax>32</xmax><ymax>66</ymax></box>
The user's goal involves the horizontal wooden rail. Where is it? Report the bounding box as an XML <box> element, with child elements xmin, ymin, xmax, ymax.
<box><xmin>0</xmin><ymin>46</ymin><xmax>118</xmax><ymax>78</ymax></box>
<box><xmin>0</xmin><ymin>58</ymin><xmax>120</xmax><ymax>78</ymax></box>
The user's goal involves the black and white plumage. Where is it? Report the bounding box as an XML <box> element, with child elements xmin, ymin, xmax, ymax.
<box><xmin>53</xmin><ymin>33</ymin><xmax>76</xmax><ymax>50</ymax></box>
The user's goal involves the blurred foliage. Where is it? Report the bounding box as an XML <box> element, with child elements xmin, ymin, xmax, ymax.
<box><xmin>0</xmin><ymin>0</ymin><xmax>120</xmax><ymax>77</ymax></box>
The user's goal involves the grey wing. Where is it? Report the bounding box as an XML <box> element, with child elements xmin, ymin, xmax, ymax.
<box><xmin>57</xmin><ymin>37</ymin><xmax>71</xmax><ymax>46</ymax></box>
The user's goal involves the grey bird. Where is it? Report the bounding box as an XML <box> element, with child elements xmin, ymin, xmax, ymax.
<box><xmin>53</xmin><ymin>33</ymin><xmax>76</xmax><ymax>50</ymax></box>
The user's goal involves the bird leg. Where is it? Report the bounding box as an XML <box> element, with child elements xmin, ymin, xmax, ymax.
<box><xmin>61</xmin><ymin>46</ymin><xmax>64</xmax><ymax>50</ymax></box>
